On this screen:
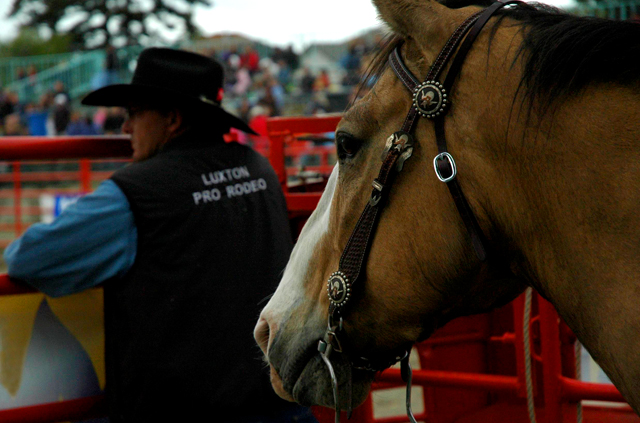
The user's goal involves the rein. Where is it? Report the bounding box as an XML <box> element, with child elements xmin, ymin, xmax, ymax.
<box><xmin>317</xmin><ymin>2</ymin><xmax>519</xmax><ymax>422</ymax></box>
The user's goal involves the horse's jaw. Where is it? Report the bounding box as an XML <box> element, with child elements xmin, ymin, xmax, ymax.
<box><xmin>267</xmin><ymin>316</ymin><xmax>376</xmax><ymax>409</ymax></box>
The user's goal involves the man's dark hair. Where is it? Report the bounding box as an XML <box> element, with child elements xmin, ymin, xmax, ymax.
<box><xmin>140</xmin><ymin>95</ymin><xmax>231</xmax><ymax>137</ymax></box>
<box><xmin>175</xmin><ymin>102</ymin><xmax>231</xmax><ymax>136</ymax></box>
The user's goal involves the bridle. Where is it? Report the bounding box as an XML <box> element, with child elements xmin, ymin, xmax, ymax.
<box><xmin>316</xmin><ymin>2</ymin><xmax>520</xmax><ymax>422</ymax></box>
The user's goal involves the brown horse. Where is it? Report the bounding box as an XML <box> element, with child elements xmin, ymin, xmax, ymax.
<box><xmin>255</xmin><ymin>0</ymin><xmax>640</xmax><ymax>414</ymax></box>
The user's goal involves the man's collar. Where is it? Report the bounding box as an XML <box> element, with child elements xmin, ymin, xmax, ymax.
<box><xmin>158</xmin><ymin>128</ymin><xmax>226</xmax><ymax>154</ymax></box>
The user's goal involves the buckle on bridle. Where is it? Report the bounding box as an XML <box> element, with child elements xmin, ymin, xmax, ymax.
<box><xmin>434</xmin><ymin>152</ymin><xmax>457</xmax><ymax>182</ymax></box>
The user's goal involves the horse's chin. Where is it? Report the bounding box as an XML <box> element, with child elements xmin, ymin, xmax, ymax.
<box><xmin>267</xmin><ymin>310</ymin><xmax>376</xmax><ymax>409</ymax></box>
<box><xmin>269</xmin><ymin>338</ymin><xmax>374</xmax><ymax>408</ymax></box>
<box><xmin>269</xmin><ymin>364</ymin><xmax>296</xmax><ymax>402</ymax></box>
<box><xmin>290</xmin><ymin>353</ymin><xmax>375</xmax><ymax>409</ymax></box>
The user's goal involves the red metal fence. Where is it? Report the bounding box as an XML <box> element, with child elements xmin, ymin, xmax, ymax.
<box><xmin>0</xmin><ymin>115</ymin><xmax>637</xmax><ymax>423</ymax></box>
<box><xmin>0</xmin><ymin>120</ymin><xmax>339</xmax><ymax>247</ymax></box>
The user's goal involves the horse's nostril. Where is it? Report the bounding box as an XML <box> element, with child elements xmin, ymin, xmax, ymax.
<box><xmin>254</xmin><ymin>317</ymin><xmax>271</xmax><ymax>356</ymax></box>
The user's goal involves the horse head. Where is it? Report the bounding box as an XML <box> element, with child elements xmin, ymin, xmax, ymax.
<box><xmin>256</xmin><ymin>0</ymin><xmax>640</xmax><ymax>413</ymax></box>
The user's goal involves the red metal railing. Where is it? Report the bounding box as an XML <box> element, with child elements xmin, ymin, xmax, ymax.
<box><xmin>0</xmin><ymin>127</ymin><xmax>338</xmax><ymax>247</ymax></box>
<box><xmin>0</xmin><ymin>394</ymin><xmax>107</xmax><ymax>423</ymax></box>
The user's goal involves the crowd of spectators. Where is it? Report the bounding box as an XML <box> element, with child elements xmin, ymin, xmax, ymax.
<box><xmin>0</xmin><ymin>77</ymin><xmax>128</xmax><ymax>138</ymax></box>
<box><xmin>207</xmin><ymin>36</ymin><xmax>383</xmax><ymax>144</ymax></box>
<box><xmin>0</xmin><ymin>35</ymin><xmax>383</xmax><ymax>139</ymax></box>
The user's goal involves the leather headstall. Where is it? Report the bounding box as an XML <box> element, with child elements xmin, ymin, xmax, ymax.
<box><xmin>316</xmin><ymin>2</ymin><xmax>521</xmax><ymax>422</ymax></box>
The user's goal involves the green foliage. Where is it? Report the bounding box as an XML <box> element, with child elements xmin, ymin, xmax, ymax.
<box><xmin>7</xmin><ymin>0</ymin><xmax>214</xmax><ymax>49</ymax></box>
<box><xmin>0</xmin><ymin>28</ymin><xmax>73</xmax><ymax>58</ymax></box>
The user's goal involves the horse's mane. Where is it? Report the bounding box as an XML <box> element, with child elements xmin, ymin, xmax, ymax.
<box><xmin>354</xmin><ymin>1</ymin><xmax>640</xmax><ymax>110</ymax></box>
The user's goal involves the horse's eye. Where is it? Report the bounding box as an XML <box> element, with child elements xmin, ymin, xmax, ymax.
<box><xmin>336</xmin><ymin>132</ymin><xmax>362</xmax><ymax>160</ymax></box>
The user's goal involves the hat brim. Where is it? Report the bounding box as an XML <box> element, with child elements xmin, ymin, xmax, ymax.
<box><xmin>82</xmin><ymin>84</ymin><xmax>258</xmax><ymax>135</ymax></box>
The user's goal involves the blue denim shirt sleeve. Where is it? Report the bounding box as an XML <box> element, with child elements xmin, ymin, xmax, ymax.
<box><xmin>3</xmin><ymin>179</ymin><xmax>137</xmax><ymax>297</ymax></box>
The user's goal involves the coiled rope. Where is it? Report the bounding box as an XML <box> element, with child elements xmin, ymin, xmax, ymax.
<box><xmin>524</xmin><ymin>287</ymin><xmax>537</xmax><ymax>423</ymax></box>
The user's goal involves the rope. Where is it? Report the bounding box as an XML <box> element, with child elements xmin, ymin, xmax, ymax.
<box><xmin>524</xmin><ymin>287</ymin><xmax>537</xmax><ymax>423</ymax></box>
<box><xmin>575</xmin><ymin>340</ymin><xmax>583</xmax><ymax>423</ymax></box>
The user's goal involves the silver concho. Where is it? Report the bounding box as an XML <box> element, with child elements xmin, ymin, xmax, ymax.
<box><xmin>327</xmin><ymin>271</ymin><xmax>352</xmax><ymax>308</ymax></box>
<box><xmin>413</xmin><ymin>81</ymin><xmax>448</xmax><ymax>119</ymax></box>
<box><xmin>381</xmin><ymin>131</ymin><xmax>415</xmax><ymax>172</ymax></box>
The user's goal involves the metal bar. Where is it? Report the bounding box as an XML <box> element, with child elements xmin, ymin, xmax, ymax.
<box><xmin>286</xmin><ymin>166</ymin><xmax>334</xmax><ymax>176</ymax></box>
<box><xmin>374</xmin><ymin>412</ymin><xmax>429</xmax><ymax>423</ymax></box>
<box><xmin>0</xmin><ymin>189</ymin><xmax>84</xmax><ymax>199</ymax></box>
<box><xmin>488</xmin><ymin>332</ymin><xmax>516</xmax><ymax>344</ymax></box>
<box><xmin>0</xmin><ymin>136</ymin><xmax>132</xmax><ymax>160</ymax></box>
<box><xmin>0</xmin><ymin>171</ymin><xmax>82</xmax><ymax>182</ymax></box>
<box><xmin>0</xmin><ymin>206</ymin><xmax>41</xmax><ymax>215</ymax></box>
<box><xmin>512</xmin><ymin>293</ymin><xmax>529</xmax><ymax>399</ymax></box>
<box><xmin>267</xmin><ymin>115</ymin><xmax>342</xmax><ymax>135</ymax></box>
<box><xmin>561</xmin><ymin>377</ymin><xmax>626</xmax><ymax>402</ymax></box>
<box><xmin>12</xmin><ymin>162</ymin><xmax>22</xmax><ymax>237</ymax></box>
<box><xmin>79</xmin><ymin>159</ymin><xmax>91</xmax><ymax>192</ymax></box>
<box><xmin>421</xmin><ymin>331</ymin><xmax>488</xmax><ymax>346</ymax></box>
<box><xmin>377</xmin><ymin>369</ymin><xmax>520</xmax><ymax>393</ymax></box>
<box><xmin>268</xmin><ymin>130</ymin><xmax>288</xmax><ymax>189</ymax></box>
<box><xmin>0</xmin><ymin>394</ymin><xmax>107</xmax><ymax>423</ymax></box>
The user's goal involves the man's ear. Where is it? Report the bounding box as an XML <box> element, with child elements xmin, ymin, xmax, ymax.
<box><xmin>167</xmin><ymin>108</ymin><xmax>185</xmax><ymax>136</ymax></box>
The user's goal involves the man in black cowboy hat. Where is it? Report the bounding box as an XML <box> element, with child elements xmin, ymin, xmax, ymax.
<box><xmin>4</xmin><ymin>48</ymin><xmax>316</xmax><ymax>423</ymax></box>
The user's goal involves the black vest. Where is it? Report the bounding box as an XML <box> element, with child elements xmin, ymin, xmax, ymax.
<box><xmin>108</xmin><ymin>132</ymin><xmax>294</xmax><ymax>422</ymax></box>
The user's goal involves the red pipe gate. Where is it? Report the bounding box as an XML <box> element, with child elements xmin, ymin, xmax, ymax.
<box><xmin>0</xmin><ymin>115</ymin><xmax>637</xmax><ymax>423</ymax></box>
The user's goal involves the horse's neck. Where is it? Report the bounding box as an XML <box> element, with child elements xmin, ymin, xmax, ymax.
<box><xmin>488</xmin><ymin>85</ymin><xmax>640</xmax><ymax>411</ymax></box>
<box><xmin>517</xmin><ymin>232</ymin><xmax>640</xmax><ymax>411</ymax></box>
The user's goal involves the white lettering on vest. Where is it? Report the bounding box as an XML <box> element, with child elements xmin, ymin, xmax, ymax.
<box><xmin>225</xmin><ymin>178</ymin><xmax>268</xmax><ymax>198</ymax></box>
<box><xmin>192</xmin><ymin>188</ymin><xmax>222</xmax><ymax>204</ymax></box>
<box><xmin>200</xmin><ymin>166</ymin><xmax>251</xmax><ymax>186</ymax></box>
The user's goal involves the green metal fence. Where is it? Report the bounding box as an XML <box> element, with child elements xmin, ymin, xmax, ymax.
<box><xmin>6</xmin><ymin>51</ymin><xmax>103</xmax><ymax>105</ymax></box>
<box><xmin>569</xmin><ymin>0</ymin><xmax>640</xmax><ymax>19</ymax></box>
<box><xmin>2</xmin><ymin>46</ymin><xmax>144</xmax><ymax>106</ymax></box>
<box><xmin>0</xmin><ymin>51</ymin><xmax>83</xmax><ymax>88</ymax></box>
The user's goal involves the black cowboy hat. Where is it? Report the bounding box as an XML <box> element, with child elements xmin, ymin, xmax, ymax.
<box><xmin>82</xmin><ymin>47</ymin><xmax>257</xmax><ymax>135</ymax></box>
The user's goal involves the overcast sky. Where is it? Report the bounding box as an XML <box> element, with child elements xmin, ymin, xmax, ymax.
<box><xmin>0</xmin><ymin>0</ymin><xmax>577</xmax><ymax>51</ymax></box>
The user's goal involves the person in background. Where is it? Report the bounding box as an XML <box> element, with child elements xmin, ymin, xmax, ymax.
<box><xmin>105</xmin><ymin>45</ymin><xmax>120</xmax><ymax>85</ymax></box>
<box><xmin>51</xmin><ymin>93</ymin><xmax>70</xmax><ymax>135</ymax></box>
<box><xmin>241</xmin><ymin>45</ymin><xmax>260</xmax><ymax>76</ymax></box>
<box><xmin>233</xmin><ymin>64</ymin><xmax>252</xmax><ymax>96</ymax></box>
<box><xmin>15</xmin><ymin>67</ymin><xmax>26</xmax><ymax>82</ymax></box>
<box><xmin>283</xmin><ymin>45</ymin><xmax>299</xmax><ymax>71</ymax></box>
<box><xmin>314</xmin><ymin>69</ymin><xmax>331</xmax><ymax>92</ymax></box>
<box><xmin>0</xmin><ymin>91</ymin><xmax>18</xmax><ymax>124</ymax></box>
<box><xmin>276</xmin><ymin>58</ymin><xmax>293</xmax><ymax>91</ymax></box>
<box><xmin>25</xmin><ymin>93</ymin><xmax>53</xmax><ymax>136</ymax></box>
<box><xmin>248</xmin><ymin>102</ymin><xmax>271</xmax><ymax>153</ymax></box>
<box><xmin>3</xmin><ymin>47</ymin><xmax>317</xmax><ymax>423</ymax></box>
<box><xmin>102</xmin><ymin>107</ymin><xmax>126</xmax><ymax>134</ymax></box>
<box><xmin>2</xmin><ymin>113</ymin><xmax>27</xmax><ymax>136</ymax></box>
<box><xmin>52</xmin><ymin>80</ymin><xmax>70</xmax><ymax>106</ymax></box>
<box><xmin>66</xmin><ymin>111</ymin><xmax>99</xmax><ymax>136</ymax></box>
<box><xmin>340</xmin><ymin>43</ymin><xmax>363</xmax><ymax>86</ymax></box>
<box><xmin>300</xmin><ymin>67</ymin><xmax>316</xmax><ymax>94</ymax></box>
